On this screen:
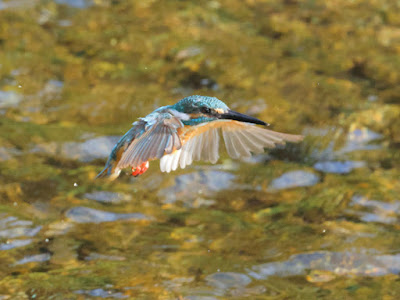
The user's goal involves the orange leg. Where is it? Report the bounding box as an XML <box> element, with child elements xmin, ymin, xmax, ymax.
<box><xmin>132</xmin><ymin>161</ymin><xmax>150</xmax><ymax>177</ymax></box>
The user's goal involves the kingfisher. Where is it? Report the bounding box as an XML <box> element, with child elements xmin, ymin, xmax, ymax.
<box><xmin>97</xmin><ymin>95</ymin><xmax>303</xmax><ymax>180</ymax></box>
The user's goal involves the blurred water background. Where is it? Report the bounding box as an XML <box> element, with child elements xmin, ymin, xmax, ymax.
<box><xmin>0</xmin><ymin>0</ymin><xmax>400</xmax><ymax>299</ymax></box>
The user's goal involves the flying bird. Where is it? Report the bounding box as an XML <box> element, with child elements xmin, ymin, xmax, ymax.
<box><xmin>97</xmin><ymin>95</ymin><xmax>303</xmax><ymax>180</ymax></box>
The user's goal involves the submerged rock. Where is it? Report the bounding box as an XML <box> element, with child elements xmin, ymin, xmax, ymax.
<box><xmin>55</xmin><ymin>0</ymin><xmax>93</xmax><ymax>9</ymax></box>
<box><xmin>84</xmin><ymin>252</ymin><xmax>125</xmax><ymax>261</ymax></box>
<box><xmin>158</xmin><ymin>170</ymin><xmax>235</xmax><ymax>205</ymax></box>
<box><xmin>339</xmin><ymin>128</ymin><xmax>383</xmax><ymax>154</ymax></box>
<box><xmin>268</xmin><ymin>170</ymin><xmax>320</xmax><ymax>191</ymax></box>
<box><xmin>32</xmin><ymin>136</ymin><xmax>120</xmax><ymax>162</ymax></box>
<box><xmin>0</xmin><ymin>215</ymin><xmax>41</xmax><ymax>239</ymax></box>
<box><xmin>347</xmin><ymin>195</ymin><xmax>400</xmax><ymax>224</ymax></box>
<box><xmin>0</xmin><ymin>147</ymin><xmax>21</xmax><ymax>161</ymax></box>
<box><xmin>61</xmin><ymin>136</ymin><xmax>120</xmax><ymax>162</ymax></box>
<box><xmin>0</xmin><ymin>90</ymin><xmax>22</xmax><ymax>109</ymax></box>
<box><xmin>0</xmin><ymin>226</ymin><xmax>42</xmax><ymax>239</ymax></box>
<box><xmin>37</xmin><ymin>79</ymin><xmax>64</xmax><ymax>101</ymax></box>
<box><xmin>83</xmin><ymin>191</ymin><xmax>131</xmax><ymax>204</ymax></box>
<box><xmin>15</xmin><ymin>253</ymin><xmax>51</xmax><ymax>265</ymax></box>
<box><xmin>313</xmin><ymin>161</ymin><xmax>366</xmax><ymax>174</ymax></box>
<box><xmin>249</xmin><ymin>250</ymin><xmax>400</xmax><ymax>279</ymax></box>
<box><xmin>206</xmin><ymin>272</ymin><xmax>252</xmax><ymax>290</ymax></box>
<box><xmin>74</xmin><ymin>288</ymin><xmax>128</xmax><ymax>299</ymax></box>
<box><xmin>65</xmin><ymin>206</ymin><xmax>151</xmax><ymax>224</ymax></box>
<box><xmin>0</xmin><ymin>239</ymin><xmax>32</xmax><ymax>251</ymax></box>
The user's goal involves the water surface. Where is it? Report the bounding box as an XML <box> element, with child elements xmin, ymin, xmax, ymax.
<box><xmin>0</xmin><ymin>0</ymin><xmax>399</xmax><ymax>298</ymax></box>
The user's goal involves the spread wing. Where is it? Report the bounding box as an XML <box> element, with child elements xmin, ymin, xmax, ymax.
<box><xmin>117</xmin><ymin>112</ymin><xmax>184</xmax><ymax>169</ymax></box>
<box><xmin>160</xmin><ymin>120</ymin><xmax>303</xmax><ymax>173</ymax></box>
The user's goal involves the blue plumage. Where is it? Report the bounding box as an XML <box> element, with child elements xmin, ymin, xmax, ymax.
<box><xmin>172</xmin><ymin>95</ymin><xmax>229</xmax><ymax>113</ymax></box>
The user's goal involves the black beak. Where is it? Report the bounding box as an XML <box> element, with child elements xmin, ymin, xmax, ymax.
<box><xmin>219</xmin><ymin>110</ymin><xmax>269</xmax><ymax>126</ymax></box>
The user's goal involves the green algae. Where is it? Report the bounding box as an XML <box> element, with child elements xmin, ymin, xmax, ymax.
<box><xmin>0</xmin><ymin>0</ymin><xmax>400</xmax><ymax>298</ymax></box>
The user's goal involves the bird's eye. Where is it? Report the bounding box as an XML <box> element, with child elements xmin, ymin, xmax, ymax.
<box><xmin>201</xmin><ymin>106</ymin><xmax>212</xmax><ymax>114</ymax></box>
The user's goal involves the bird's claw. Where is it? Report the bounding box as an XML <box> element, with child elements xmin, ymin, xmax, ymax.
<box><xmin>132</xmin><ymin>161</ymin><xmax>149</xmax><ymax>177</ymax></box>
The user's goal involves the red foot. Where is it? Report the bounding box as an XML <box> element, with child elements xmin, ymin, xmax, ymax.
<box><xmin>132</xmin><ymin>161</ymin><xmax>149</xmax><ymax>177</ymax></box>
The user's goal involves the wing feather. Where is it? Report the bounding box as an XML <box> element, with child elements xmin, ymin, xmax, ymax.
<box><xmin>159</xmin><ymin>120</ymin><xmax>303</xmax><ymax>172</ymax></box>
<box><xmin>235</xmin><ymin>130</ymin><xmax>264</xmax><ymax>153</ymax></box>
<box><xmin>209</xmin><ymin>128</ymin><xmax>220</xmax><ymax>163</ymax></box>
<box><xmin>117</xmin><ymin>112</ymin><xmax>184</xmax><ymax>169</ymax></box>
<box><xmin>222</xmin><ymin>129</ymin><xmax>240</xmax><ymax>159</ymax></box>
<box><xmin>156</xmin><ymin>127</ymin><xmax>170</xmax><ymax>158</ymax></box>
<box><xmin>193</xmin><ymin>134</ymin><xmax>203</xmax><ymax>161</ymax></box>
<box><xmin>229</xmin><ymin>130</ymin><xmax>251</xmax><ymax>157</ymax></box>
<box><xmin>164</xmin><ymin>134</ymin><xmax>173</xmax><ymax>154</ymax></box>
<box><xmin>147</xmin><ymin>129</ymin><xmax>164</xmax><ymax>158</ymax></box>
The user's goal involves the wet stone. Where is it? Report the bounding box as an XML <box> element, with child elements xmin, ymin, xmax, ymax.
<box><xmin>30</xmin><ymin>142</ymin><xmax>58</xmax><ymax>156</ymax></box>
<box><xmin>0</xmin><ymin>239</ymin><xmax>32</xmax><ymax>251</ymax></box>
<box><xmin>162</xmin><ymin>276</ymin><xmax>195</xmax><ymax>290</ymax></box>
<box><xmin>61</xmin><ymin>136</ymin><xmax>120</xmax><ymax>162</ymax></box>
<box><xmin>37</xmin><ymin>79</ymin><xmax>64</xmax><ymax>101</ymax></box>
<box><xmin>32</xmin><ymin>136</ymin><xmax>120</xmax><ymax>162</ymax></box>
<box><xmin>268</xmin><ymin>170</ymin><xmax>320</xmax><ymax>191</ymax></box>
<box><xmin>313</xmin><ymin>161</ymin><xmax>366</xmax><ymax>174</ymax></box>
<box><xmin>205</xmin><ymin>272</ymin><xmax>252</xmax><ymax>290</ymax></box>
<box><xmin>185</xmin><ymin>297</ymin><xmax>218</xmax><ymax>300</ymax></box>
<box><xmin>176</xmin><ymin>46</ymin><xmax>203</xmax><ymax>60</ymax></box>
<box><xmin>45</xmin><ymin>221</ymin><xmax>74</xmax><ymax>236</ymax></box>
<box><xmin>375</xmin><ymin>254</ymin><xmax>400</xmax><ymax>274</ymax></box>
<box><xmin>249</xmin><ymin>250</ymin><xmax>399</xmax><ymax>279</ymax></box>
<box><xmin>75</xmin><ymin>288</ymin><xmax>128</xmax><ymax>299</ymax></box>
<box><xmin>0</xmin><ymin>147</ymin><xmax>21</xmax><ymax>161</ymax></box>
<box><xmin>15</xmin><ymin>253</ymin><xmax>51</xmax><ymax>265</ymax></box>
<box><xmin>0</xmin><ymin>0</ymin><xmax>35</xmax><ymax>10</ymax></box>
<box><xmin>307</xmin><ymin>127</ymin><xmax>383</xmax><ymax>161</ymax></box>
<box><xmin>0</xmin><ymin>90</ymin><xmax>22</xmax><ymax>109</ymax></box>
<box><xmin>8</xmin><ymin>220</ymin><xmax>33</xmax><ymax>227</ymax></box>
<box><xmin>65</xmin><ymin>206</ymin><xmax>151</xmax><ymax>224</ymax></box>
<box><xmin>0</xmin><ymin>226</ymin><xmax>42</xmax><ymax>238</ymax></box>
<box><xmin>0</xmin><ymin>215</ymin><xmax>41</xmax><ymax>239</ymax></box>
<box><xmin>338</xmin><ymin>128</ymin><xmax>383</xmax><ymax>154</ymax></box>
<box><xmin>84</xmin><ymin>252</ymin><xmax>125</xmax><ymax>261</ymax></box>
<box><xmin>158</xmin><ymin>170</ymin><xmax>235</xmax><ymax>205</ymax></box>
<box><xmin>0</xmin><ymin>216</ymin><xmax>17</xmax><ymax>227</ymax></box>
<box><xmin>83</xmin><ymin>191</ymin><xmax>131</xmax><ymax>204</ymax></box>
<box><xmin>55</xmin><ymin>0</ymin><xmax>93</xmax><ymax>8</ymax></box>
<box><xmin>347</xmin><ymin>195</ymin><xmax>400</xmax><ymax>224</ymax></box>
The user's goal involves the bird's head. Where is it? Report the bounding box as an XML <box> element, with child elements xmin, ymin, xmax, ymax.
<box><xmin>171</xmin><ymin>95</ymin><xmax>268</xmax><ymax>126</ymax></box>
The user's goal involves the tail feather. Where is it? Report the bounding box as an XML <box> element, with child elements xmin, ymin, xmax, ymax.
<box><xmin>96</xmin><ymin>163</ymin><xmax>120</xmax><ymax>181</ymax></box>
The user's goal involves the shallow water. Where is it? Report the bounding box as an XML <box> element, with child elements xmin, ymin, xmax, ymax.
<box><xmin>0</xmin><ymin>0</ymin><xmax>400</xmax><ymax>299</ymax></box>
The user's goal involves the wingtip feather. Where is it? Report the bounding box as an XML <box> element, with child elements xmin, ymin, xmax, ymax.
<box><xmin>95</xmin><ymin>165</ymin><xmax>120</xmax><ymax>181</ymax></box>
